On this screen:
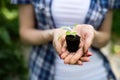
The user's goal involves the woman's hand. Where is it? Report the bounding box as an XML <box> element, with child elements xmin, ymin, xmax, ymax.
<box><xmin>53</xmin><ymin>28</ymin><xmax>66</xmax><ymax>55</ymax></box>
<box><xmin>60</xmin><ymin>24</ymin><xmax>94</xmax><ymax>65</ymax></box>
<box><xmin>73</xmin><ymin>24</ymin><xmax>95</xmax><ymax>53</ymax></box>
<box><xmin>53</xmin><ymin>27</ymin><xmax>93</xmax><ymax>65</ymax></box>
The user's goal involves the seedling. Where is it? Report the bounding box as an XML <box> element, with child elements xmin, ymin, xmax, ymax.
<box><xmin>65</xmin><ymin>30</ymin><xmax>80</xmax><ymax>52</ymax></box>
<box><xmin>66</xmin><ymin>31</ymin><xmax>77</xmax><ymax>36</ymax></box>
<box><xmin>58</xmin><ymin>26</ymin><xmax>80</xmax><ymax>52</ymax></box>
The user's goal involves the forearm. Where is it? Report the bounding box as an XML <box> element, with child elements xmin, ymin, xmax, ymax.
<box><xmin>92</xmin><ymin>10</ymin><xmax>112</xmax><ymax>49</ymax></box>
<box><xmin>20</xmin><ymin>28</ymin><xmax>55</xmax><ymax>45</ymax></box>
<box><xmin>92</xmin><ymin>30</ymin><xmax>111</xmax><ymax>48</ymax></box>
<box><xmin>18</xmin><ymin>5</ymin><xmax>55</xmax><ymax>45</ymax></box>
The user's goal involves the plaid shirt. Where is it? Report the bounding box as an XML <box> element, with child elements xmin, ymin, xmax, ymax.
<box><xmin>11</xmin><ymin>0</ymin><xmax>120</xmax><ymax>80</ymax></box>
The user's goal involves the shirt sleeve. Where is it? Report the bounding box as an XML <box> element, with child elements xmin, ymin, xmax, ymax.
<box><xmin>11</xmin><ymin>0</ymin><xmax>31</xmax><ymax>4</ymax></box>
<box><xmin>109</xmin><ymin>0</ymin><xmax>120</xmax><ymax>9</ymax></box>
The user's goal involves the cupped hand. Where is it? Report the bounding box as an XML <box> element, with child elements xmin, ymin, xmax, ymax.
<box><xmin>53</xmin><ymin>25</ymin><xmax>94</xmax><ymax>65</ymax></box>
<box><xmin>60</xmin><ymin>24</ymin><xmax>95</xmax><ymax>65</ymax></box>
<box><xmin>53</xmin><ymin>28</ymin><xmax>66</xmax><ymax>55</ymax></box>
<box><xmin>60</xmin><ymin>39</ymin><xmax>92</xmax><ymax>65</ymax></box>
<box><xmin>73</xmin><ymin>24</ymin><xmax>95</xmax><ymax>53</ymax></box>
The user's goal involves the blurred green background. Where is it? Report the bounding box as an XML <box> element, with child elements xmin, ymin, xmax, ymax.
<box><xmin>0</xmin><ymin>0</ymin><xmax>28</xmax><ymax>80</ymax></box>
<box><xmin>0</xmin><ymin>0</ymin><xmax>120</xmax><ymax>80</ymax></box>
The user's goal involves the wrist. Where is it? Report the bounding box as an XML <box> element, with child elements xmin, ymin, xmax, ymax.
<box><xmin>93</xmin><ymin>29</ymin><xmax>97</xmax><ymax>40</ymax></box>
<box><xmin>49</xmin><ymin>29</ymin><xmax>56</xmax><ymax>41</ymax></box>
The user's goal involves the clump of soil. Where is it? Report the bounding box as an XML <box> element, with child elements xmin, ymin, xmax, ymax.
<box><xmin>66</xmin><ymin>35</ymin><xmax>80</xmax><ymax>52</ymax></box>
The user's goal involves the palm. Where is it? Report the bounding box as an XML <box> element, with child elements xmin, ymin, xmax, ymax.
<box><xmin>74</xmin><ymin>24</ymin><xmax>95</xmax><ymax>53</ymax></box>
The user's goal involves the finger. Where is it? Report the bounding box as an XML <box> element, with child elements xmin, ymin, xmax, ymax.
<box><xmin>61</xmin><ymin>51</ymin><xmax>69</xmax><ymax>59</ymax></box>
<box><xmin>79</xmin><ymin>38</ymin><xmax>84</xmax><ymax>48</ymax></box>
<box><xmin>80</xmin><ymin>57</ymin><xmax>90</xmax><ymax>62</ymax></box>
<box><xmin>61</xmin><ymin>41</ymin><xmax>67</xmax><ymax>52</ymax></box>
<box><xmin>56</xmin><ymin>34</ymin><xmax>66</xmax><ymax>55</ymax></box>
<box><xmin>82</xmin><ymin>50</ymin><xmax>92</xmax><ymax>57</ymax></box>
<box><xmin>77</xmin><ymin>60</ymin><xmax>83</xmax><ymax>65</ymax></box>
<box><xmin>64</xmin><ymin>53</ymin><xmax>74</xmax><ymax>64</ymax></box>
<box><xmin>86</xmin><ymin>51</ymin><xmax>92</xmax><ymax>57</ymax></box>
<box><xmin>69</xmin><ymin>48</ymin><xmax>83</xmax><ymax>64</ymax></box>
<box><xmin>84</xmin><ymin>35</ymin><xmax>93</xmax><ymax>53</ymax></box>
<box><xmin>53</xmin><ymin>40</ymin><xmax>62</xmax><ymax>54</ymax></box>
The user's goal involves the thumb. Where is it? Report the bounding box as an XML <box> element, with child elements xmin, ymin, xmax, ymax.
<box><xmin>61</xmin><ymin>41</ymin><xmax>67</xmax><ymax>52</ymax></box>
<box><xmin>84</xmin><ymin>35</ymin><xmax>93</xmax><ymax>53</ymax></box>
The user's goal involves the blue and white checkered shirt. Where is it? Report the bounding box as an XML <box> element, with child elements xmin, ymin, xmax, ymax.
<box><xmin>11</xmin><ymin>0</ymin><xmax>120</xmax><ymax>80</ymax></box>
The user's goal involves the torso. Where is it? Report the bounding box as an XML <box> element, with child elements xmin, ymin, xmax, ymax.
<box><xmin>28</xmin><ymin>0</ymin><xmax>117</xmax><ymax>79</ymax></box>
<box><xmin>55</xmin><ymin>49</ymin><xmax>108</xmax><ymax>80</ymax></box>
<box><xmin>52</xmin><ymin>0</ymin><xmax>90</xmax><ymax>27</ymax></box>
<box><xmin>51</xmin><ymin>0</ymin><xmax>108</xmax><ymax>80</ymax></box>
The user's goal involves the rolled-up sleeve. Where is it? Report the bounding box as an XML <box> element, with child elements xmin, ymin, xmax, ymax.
<box><xmin>11</xmin><ymin>0</ymin><xmax>31</xmax><ymax>4</ymax></box>
<box><xmin>109</xmin><ymin>0</ymin><xmax>120</xmax><ymax>9</ymax></box>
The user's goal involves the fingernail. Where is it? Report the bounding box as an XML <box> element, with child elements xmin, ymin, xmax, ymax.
<box><xmin>88</xmin><ymin>52</ymin><xmax>92</xmax><ymax>56</ymax></box>
<box><xmin>88</xmin><ymin>55</ymin><xmax>92</xmax><ymax>57</ymax></box>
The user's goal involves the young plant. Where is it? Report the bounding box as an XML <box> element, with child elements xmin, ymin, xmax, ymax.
<box><xmin>65</xmin><ymin>30</ymin><xmax>80</xmax><ymax>52</ymax></box>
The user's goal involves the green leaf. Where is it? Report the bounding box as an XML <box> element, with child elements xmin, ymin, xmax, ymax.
<box><xmin>2</xmin><ymin>7</ymin><xmax>18</xmax><ymax>20</ymax></box>
<box><xmin>71</xmin><ymin>32</ymin><xmax>76</xmax><ymax>36</ymax></box>
<box><xmin>0</xmin><ymin>28</ymin><xmax>12</xmax><ymax>45</ymax></box>
<box><xmin>66</xmin><ymin>31</ymin><xmax>71</xmax><ymax>35</ymax></box>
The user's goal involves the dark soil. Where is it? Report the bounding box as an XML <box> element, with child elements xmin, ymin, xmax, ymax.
<box><xmin>66</xmin><ymin>35</ymin><xmax>80</xmax><ymax>52</ymax></box>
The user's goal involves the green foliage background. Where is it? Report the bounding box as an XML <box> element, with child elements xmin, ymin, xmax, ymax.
<box><xmin>112</xmin><ymin>9</ymin><xmax>120</xmax><ymax>40</ymax></box>
<box><xmin>0</xmin><ymin>0</ymin><xmax>120</xmax><ymax>80</ymax></box>
<box><xmin>0</xmin><ymin>0</ymin><xmax>28</xmax><ymax>80</ymax></box>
